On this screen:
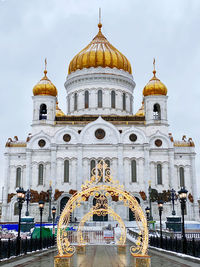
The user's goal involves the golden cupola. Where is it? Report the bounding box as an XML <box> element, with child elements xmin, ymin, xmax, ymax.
<box><xmin>143</xmin><ymin>65</ymin><xmax>167</xmax><ymax>97</ymax></box>
<box><xmin>33</xmin><ymin>68</ymin><xmax>57</xmax><ymax>97</ymax></box>
<box><xmin>68</xmin><ymin>23</ymin><xmax>132</xmax><ymax>74</ymax></box>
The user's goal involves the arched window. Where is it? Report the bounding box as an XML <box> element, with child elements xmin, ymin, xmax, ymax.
<box><xmin>111</xmin><ymin>91</ymin><xmax>116</xmax><ymax>108</ymax></box>
<box><xmin>68</xmin><ymin>96</ymin><xmax>70</xmax><ymax>113</ymax></box>
<box><xmin>38</xmin><ymin>164</ymin><xmax>44</xmax><ymax>185</ymax></box>
<box><xmin>98</xmin><ymin>90</ymin><xmax>102</xmax><ymax>108</ymax></box>
<box><xmin>14</xmin><ymin>202</ymin><xmax>19</xmax><ymax>216</ymax></box>
<box><xmin>74</xmin><ymin>93</ymin><xmax>77</xmax><ymax>111</ymax></box>
<box><xmin>180</xmin><ymin>167</ymin><xmax>185</xmax><ymax>187</ymax></box>
<box><xmin>123</xmin><ymin>93</ymin><xmax>126</xmax><ymax>110</ymax></box>
<box><xmin>16</xmin><ymin>167</ymin><xmax>21</xmax><ymax>188</ymax></box>
<box><xmin>153</xmin><ymin>103</ymin><xmax>161</xmax><ymax>120</ymax></box>
<box><xmin>90</xmin><ymin>160</ymin><xmax>96</xmax><ymax>178</ymax></box>
<box><xmin>85</xmin><ymin>90</ymin><xmax>89</xmax><ymax>108</ymax></box>
<box><xmin>157</xmin><ymin>164</ymin><xmax>162</xmax><ymax>184</ymax></box>
<box><xmin>64</xmin><ymin>160</ymin><xmax>69</xmax><ymax>183</ymax></box>
<box><xmin>39</xmin><ymin>104</ymin><xmax>47</xmax><ymax>120</ymax></box>
<box><xmin>131</xmin><ymin>160</ymin><xmax>137</xmax><ymax>183</ymax></box>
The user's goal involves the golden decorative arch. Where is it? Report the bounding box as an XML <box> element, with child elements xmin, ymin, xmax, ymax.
<box><xmin>57</xmin><ymin>160</ymin><xmax>148</xmax><ymax>257</ymax></box>
<box><xmin>77</xmin><ymin>206</ymin><xmax>126</xmax><ymax>246</ymax></box>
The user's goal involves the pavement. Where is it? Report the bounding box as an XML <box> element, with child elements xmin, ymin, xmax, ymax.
<box><xmin>0</xmin><ymin>243</ymin><xmax>199</xmax><ymax>267</ymax></box>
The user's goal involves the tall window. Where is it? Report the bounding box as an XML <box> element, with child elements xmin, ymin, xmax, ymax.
<box><xmin>130</xmin><ymin>96</ymin><xmax>133</xmax><ymax>113</ymax></box>
<box><xmin>123</xmin><ymin>93</ymin><xmax>126</xmax><ymax>110</ymax></box>
<box><xmin>153</xmin><ymin>103</ymin><xmax>161</xmax><ymax>120</ymax></box>
<box><xmin>111</xmin><ymin>91</ymin><xmax>116</xmax><ymax>108</ymax></box>
<box><xmin>131</xmin><ymin>160</ymin><xmax>137</xmax><ymax>183</ymax></box>
<box><xmin>85</xmin><ymin>90</ymin><xmax>89</xmax><ymax>108</ymax></box>
<box><xmin>74</xmin><ymin>93</ymin><xmax>77</xmax><ymax>111</ymax></box>
<box><xmin>64</xmin><ymin>160</ymin><xmax>69</xmax><ymax>183</ymax></box>
<box><xmin>68</xmin><ymin>97</ymin><xmax>70</xmax><ymax>113</ymax></box>
<box><xmin>14</xmin><ymin>202</ymin><xmax>19</xmax><ymax>215</ymax></box>
<box><xmin>180</xmin><ymin>167</ymin><xmax>185</xmax><ymax>187</ymax></box>
<box><xmin>98</xmin><ymin>90</ymin><xmax>102</xmax><ymax>108</ymax></box>
<box><xmin>38</xmin><ymin>164</ymin><xmax>44</xmax><ymax>185</ymax></box>
<box><xmin>157</xmin><ymin>164</ymin><xmax>162</xmax><ymax>184</ymax></box>
<box><xmin>90</xmin><ymin>160</ymin><xmax>96</xmax><ymax>178</ymax></box>
<box><xmin>16</xmin><ymin>167</ymin><xmax>21</xmax><ymax>188</ymax></box>
<box><xmin>39</xmin><ymin>104</ymin><xmax>47</xmax><ymax>120</ymax></box>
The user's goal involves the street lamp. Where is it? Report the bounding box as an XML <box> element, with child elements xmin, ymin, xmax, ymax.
<box><xmin>16</xmin><ymin>187</ymin><xmax>26</xmax><ymax>255</ymax></box>
<box><xmin>148</xmin><ymin>181</ymin><xmax>153</xmax><ymax>221</ymax></box>
<box><xmin>48</xmin><ymin>185</ymin><xmax>52</xmax><ymax>222</ymax></box>
<box><xmin>145</xmin><ymin>207</ymin><xmax>150</xmax><ymax>228</ymax></box>
<box><xmin>25</xmin><ymin>189</ymin><xmax>31</xmax><ymax>216</ymax></box>
<box><xmin>178</xmin><ymin>187</ymin><xmax>188</xmax><ymax>254</ymax></box>
<box><xmin>52</xmin><ymin>206</ymin><xmax>56</xmax><ymax>245</ymax></box>
<box><xmin>170</xmin><ymin>188</ymin><xmax>176</xmax><ymax>216</ymax></box>
<box><xmin>38</xmin><ymin>200</ymin><xmax>45</xmax><ymax>250</ymax></box>
<box><xmin>158</xmin><ymin>200</ymin><xmax>164</xmax><ymax>249</ymax></box>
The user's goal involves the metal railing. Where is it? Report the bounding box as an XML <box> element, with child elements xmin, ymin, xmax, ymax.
<box><xmin>0</xmin><ymin>236</ymin><xmax>55</xmax><ymax>260</ymax></box>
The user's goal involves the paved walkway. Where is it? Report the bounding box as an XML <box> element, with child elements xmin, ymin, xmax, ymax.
<box><xmin>0</xmin><ymin>243</ymin><xmax>199</xmax><ymax>267</ymax></box>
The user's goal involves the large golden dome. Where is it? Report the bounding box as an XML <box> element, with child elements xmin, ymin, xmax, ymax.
<box><xmin>143</xmin><ymin>69</ymin><xmax>167</xmax><ymax>96</ymax></box>
<box><xmin>68</xmin><ymin>23</ymin><xmax>132</xmax><ymax>74</ymax></box>
<box><xmin>33</xmin><ymin>69</ymin><xmax>57</xmax><ymax>97</ymax></box>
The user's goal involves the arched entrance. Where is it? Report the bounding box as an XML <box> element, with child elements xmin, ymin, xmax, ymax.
<box><xmin>129</xmin><ymin>197</ymin><xmax>140</xmax><ymax>221</ymax></box>
<box><xmin>60</xmin><ymin>196</ymin><xmax>70</xmax><ymax>214</ymax></box>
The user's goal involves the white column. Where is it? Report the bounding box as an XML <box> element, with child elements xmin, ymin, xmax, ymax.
<box><xmin>144</xmin><ymin>146</ymin><xmax>150</xmax><ymax>196</ymax></box>
<box><xmin>117</xmin><ymin>145</ymin><xmax>124</xmax><ymax>185</ymax></box>
<box><xmin>168</xmin><ymin>150</ymin><xmax>175</xmax><ymax>188</ymax></box>
<box><xmin>77</xmin><ymin>145</ymin><xmax>83</xmax><ymax>190</ymax></box>
<box><xmin>190</xmin><ymin>155</ymin><xmax>197</xmax><ymax>203</ymax></box>
<box><xmin>50</xmin><ymin>145</ymin><xmax>57</xmax><ymax>195</ymax></box>
<box><xmin>26</xmin><ymin>150</ymin><xmax>32</xmax><ymax>189</ymax></box>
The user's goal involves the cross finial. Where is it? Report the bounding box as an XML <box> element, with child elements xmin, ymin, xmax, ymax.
<box><xmin>44</xmin><ymin>58</ymin><xmax>47</xmax><ymax>76</ymax></box>
<box><xmin>98</xmin><ymin>8</ymin><xmax>102</xmax><ymax>31</ymax></box>
<box><xmin>153</xmin><ymin>58</ymin><xmax>156</xmax><ymax>76</ymax></box>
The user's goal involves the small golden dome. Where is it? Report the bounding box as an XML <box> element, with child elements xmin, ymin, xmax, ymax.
<box><xmin>56</xmin><ymin>101</ymin><xmax>65</xmax><ymax>117</ymax></box>
<box><xmin>68</xmin><ymin>23</ymin><xmax>132</xmax><ymax>74</ymax></box>
<box><xmin>33</xmin><ymin>69</ymin><xmax>57</xmax><ymax>97</ymax></box>
<box><xmin>135</xmin><ymin>101</ymin><xmax>145</xmax><ymax>117</ymax></box>
<box><xmin>143</xmin><ymin>69</ymin><xmax>167</xmax><ymax>96</ymax></box>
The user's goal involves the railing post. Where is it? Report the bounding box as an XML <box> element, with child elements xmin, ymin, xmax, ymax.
<box><xmin>25</xmin><ymin>238</ymin><xmax>28</xmax><ymax>255</ymax></box>
<box><xmin>7</xmin><ymin>238</ymin><xmax>11</xmax><ymax>259</ymax></box>
<box><xmin>0</xmin><ymin>238</ymin><xmax>2</xmax><ymax>259</ymax></box>
<box><xmin>192</xmin><ymin>237</ymin><xmax>195</xmax><ymax>257</ymax></box>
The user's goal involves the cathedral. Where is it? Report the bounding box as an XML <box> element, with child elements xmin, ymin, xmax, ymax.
<box><xmin>1</xmin><ymin>21</ymin><xmax>198</xmax><ymax>223</ymax></box>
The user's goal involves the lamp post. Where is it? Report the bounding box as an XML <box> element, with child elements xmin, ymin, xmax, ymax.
<box><xmin>38</xmin><ymin>200</ymin><xmax>45</xmax><ymax>250</ymax></box>
<box><xmin>52</xmin><ymin>206</ymin><xmax>56</xmax><ymax>245</ymax></box>
<box><xmin>145</xmin><ymin>206</ymin><xmax>150</xmax><ymax>228</ymax></box>
<box><xmin>170</xmin><ymin>188</ymin><xmax>176</xmax><ymax>216</ymax></box>
<box><xmin>48</xmin><ymin>185</ymin><xmax>52</xmax><ymax>222</ymax></box>
<box><xmin>148</xmin><ymin>181</ymin><xmax>153</xmax><ymax>221</ymax></box>
<box><xmin>25</xmin><ymin>189</ymin><xmax>31</xmax><ymax>216</ymax></box>
<box><xmin>16</xmin><ymin>187</ymin><xmax>26</xmax><ymax>255</ymax></box>
<box><xmin>178</xmin><ymin>187</ymin><xmax>188</xmax><ymax>254</ymax></box>
<box><xmin>158</xmin><ymin>200</ymin><xmax>164</xmax><ymax>248</ymax></box>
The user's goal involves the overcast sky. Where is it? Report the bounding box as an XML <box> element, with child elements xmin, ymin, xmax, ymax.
<box><xmin>0</xmin><ymin>0</ymin><xmax>200</xmax><ymax>199</ymax></box>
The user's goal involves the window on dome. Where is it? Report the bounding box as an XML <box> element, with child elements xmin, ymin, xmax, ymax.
<box><xmin>68</xmin><ymin>96</ymin><xmax>70</xmax><ymax>113</ymax></box>
<box><xmin>153</xmin><ymin>103</ymin><xmax>161</xmax><ymax>120</ymax></box>
<box><xmin>85</xmin><ymin>91</ymin><xmax>89</xmax><ymax>108</ymax></box>
<box><xmin>39</xmin><ymin>104</ymin><xmax>47</xmax><ymax>120</ymax></box>
<box><xmin>130</xmin><ymin>96</ymin><xmax>132</xmax><ymax>113</ymax></box>
<box><xmin>131</xmin><ymin>160</ymin><xmax>137</xmax><ymax>183</ymax></box>
<box><xmin>98</xmin><ymin>90</ymin><xmax>102</xmax><ymax>108</ymax></box>
<box><xmin>64</xmin><ymin>160</ymin><xmax>69</xmax><ymax>183</ymax></box>
<box><xmin>74</xmin><ymin>93</ymin><xmax>77</xmax><ymax>111</ymax></box>
<box><xmin>16</xmin><ymin>167</ymin><xmax>21</xmax><ymax>188</ymax></box>
<box><xmin>180</xmin><ymin>167</ymin><xmax>185</xmax><ymax>187</ymax></box>
<box><xmin>38</xmin><ymin>164</ymin><xmax>44</xmax><ymax>185</ymax></box>
<box><xmin>123</xmin><ymin>93</ymin><xmax>126</xmax><ymax>111</ymax></box>
<box><xmin>157</xmin><ymin>164</ymin><xmax>162</xmax><ymax>184</ymax></box>
<box><xmin>111</xmin><ymin>91</ymin><xmax>115</xmax><ymax>108</ymax></box>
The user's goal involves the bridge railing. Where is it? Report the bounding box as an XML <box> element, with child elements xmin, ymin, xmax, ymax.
<box><xmin>0</xmin><ymin>236</ymin><xmax>55</xmax><ymax>260</ymax></box>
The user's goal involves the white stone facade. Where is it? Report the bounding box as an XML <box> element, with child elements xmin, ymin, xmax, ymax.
<box><xmin>1</xmin><ymin>66</ymin><xmax>198</xmax><ymax>224</ymax></box>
